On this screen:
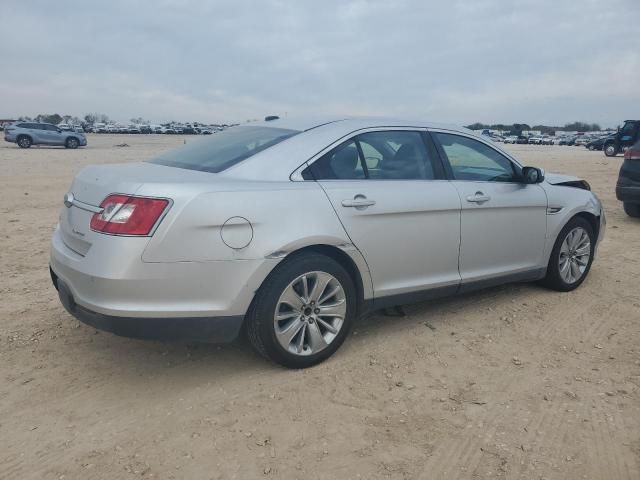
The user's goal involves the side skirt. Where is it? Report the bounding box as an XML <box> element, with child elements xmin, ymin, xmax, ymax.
<box><xmin>360</xmin><ymin>268</ymin><xmax>546</xmax><ymax>317</ymax></box>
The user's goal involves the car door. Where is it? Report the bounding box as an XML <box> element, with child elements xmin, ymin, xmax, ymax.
<box><xmin>24</xmin><ymin>123</ymin><xmax>43</xmax><ymax>144</ymax></box>
<box><xmin>43</xmin><ymin>124</ymin><xmax>65</xmax><ymax>145</ymax></box>
<box><xmin>306</xmin><ymin>129</ymin><xmax>462</xmax><ymax>301</ymax></box>
<box><xmin>33</xmin><ymin>124</ymin><xmax>54</xmax><ymax>144</ymax></box>
<box><xmin>431</xmin><ymin>131</ymin><xmax>547</xmax><ymax>288</ymax></box>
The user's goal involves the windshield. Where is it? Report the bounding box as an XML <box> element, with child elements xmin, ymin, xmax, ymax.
<box><xmin>149</xmin><ymin>126</ymin><xmax>300</xmax><ymax>173</ymax></box>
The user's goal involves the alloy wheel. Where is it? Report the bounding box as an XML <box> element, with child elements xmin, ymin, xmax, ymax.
<box><xmin>558</xmin><ymin>227</ymin><xmax>591</xmax><ymax>284</ymax></box>
<box><xmin>274</xmin><ymin>271</ymin><xmax>346</xmax><ymax>356</ymax></box>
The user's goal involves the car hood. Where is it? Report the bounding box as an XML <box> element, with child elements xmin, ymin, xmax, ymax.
<box><xmin>544</xmin><ymin>172</ymin><xmax>582</xmax><ymax>185</ymax></box>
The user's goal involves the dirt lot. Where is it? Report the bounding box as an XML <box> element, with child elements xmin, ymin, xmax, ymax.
<box><xmin>1</xmin><ymin>134</ymin><xmax>639</xmax><ymax>480</ymax></box>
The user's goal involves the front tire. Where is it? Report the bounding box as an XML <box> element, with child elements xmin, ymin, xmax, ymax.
<box><xmin>542</xmin><ymin>217</ymin><xmax>595</xmax><ymax>292</ymax></box>
<box><xmin>623</xmin><ymin>203</ymin><xmax>640</xmax><ymax>218</ymax></box>
<box><xmin>17</xmin><ymin>135</ymin><xmax>32</xmax><ymax>148</ymax></box>
<box><xmin>246</xmin><ymin>252</ymin><xmax>356</xmax><ymax>368</ymax></box>
<box><xmin>65</xmin><ymin>137</ymin><xmax>79</xmax><ymax>149</ymax></box>
<box><xmin>604</xmin><ymin>143</ymin><xmax>617</xmax><ymax>157</ymax></box>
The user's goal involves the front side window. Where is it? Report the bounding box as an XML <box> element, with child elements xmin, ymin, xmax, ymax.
<box><xmin>150</xmin><ymin>126</ymin><xmax>300</xmax><ymax>173</ymax></box>
<box><xmin>434</xmin><ymin>133</ymin><xmax>517</xmax><ymax>182</ymax></box>
<box><xmin>44</xmin><ymin>124</ymin><xmax>58</xmax><ymax>131</ymax></box>
<box><xmin>306</xmin><ymin>130</ymin><xmax>435</xmax><ymax>180</ymax></box>
<box><xmin>621</xmin><ymin>122</ymin><xmax>635</xmax><ymax>135</ymax></box>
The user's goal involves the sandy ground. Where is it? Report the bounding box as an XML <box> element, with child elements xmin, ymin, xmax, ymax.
<box><xmin>1</xmin><ymin>134</ymin><xmax>639</xmax><ymax>480</ymax></box>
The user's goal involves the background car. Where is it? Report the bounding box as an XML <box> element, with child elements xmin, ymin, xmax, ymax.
<box><xmin>4</xmin><ymin>122</ymin><xmax>87</xmax><ymax>148</ymax></box>
<box><xmin>516</xmin><ymin>135</ymin><xmax>529</xmax><ymax>144</ymax></box>
<box><xmin>616</xmin><ymin>139</ymin><xmax>640</xmax><ymax>217</ymax></box>
<box><xmin>604</xmin><ymin>120</ymin><xmax>640</xmax><ymax>157</ymax></box>
<box><xmin>586</xmin><ymin>135</ymin><xmax>612</xmax><ymax>151</ymax></box>
<box><xmin>50</xmin><ymin>118</ymin><xmax>604</xmax><ymax>368</ymax></box>
<box><xmin>503</xmin><ymin>136</ymin><xmax>518</xmax><ymax>144</ymax></box>
<box><xmin>574</xmin><ymin>137</ymin><xmax>590</xmax><ymax>147</ymax></box>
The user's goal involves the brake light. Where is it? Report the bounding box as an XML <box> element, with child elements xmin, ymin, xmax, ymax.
<box><xmin>90</xmin><ymin>194</ymin><xmax>170</xmax><ymax>235</ymax></box>
<box><xmin>624</xmin><ymin>147</ymin><xmax>640</xmax><ymax>161</ymax></box>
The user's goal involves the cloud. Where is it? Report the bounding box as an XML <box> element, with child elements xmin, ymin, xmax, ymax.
<box><xmin>0</xmin><ymin>0</ymin><xmax>638</xmax><ymax>126</ymax></box>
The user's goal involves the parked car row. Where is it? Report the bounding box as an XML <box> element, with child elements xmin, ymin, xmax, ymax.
<box><xmin>500</xmin><ymin>133</ymin><xmax>616</xmax><ymax>149</ymax></box>
<box><xmin>85</xmin><ymin>123</ymin><xmax>218</xmax><ymax>135</ymax></box>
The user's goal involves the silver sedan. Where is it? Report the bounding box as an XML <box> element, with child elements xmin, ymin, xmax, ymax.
<box><xmin>50</xmin><ymin>118</ymin><xmax>605</xmax><ymax>368</ymax></box>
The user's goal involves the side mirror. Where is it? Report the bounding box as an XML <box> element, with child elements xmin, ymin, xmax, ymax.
<box><xmin>522</xmin><ymin>166</ymin><xmax>545</xmax><ymax>184</ymax></box>
<box><xmin>57</xmin><ymin>128</ymin><xmax>62</xmax><ymax>133</ymax></box>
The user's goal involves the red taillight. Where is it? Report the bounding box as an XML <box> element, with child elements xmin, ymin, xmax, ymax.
<box><xmin>624</xmin><ymin>148</ymin><xmax>640</xmax><ymax>161</ymax></box>
<box><xmin>90</xmin><ymin>194</ymin><xmax>170</xmax><ymax>236</ymax></box>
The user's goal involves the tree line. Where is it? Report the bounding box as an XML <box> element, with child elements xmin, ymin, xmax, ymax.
<box><xmin>18</xmin><ymin>112</ymin><xmax>113</xmax><ymax>126</ymax></box>
<box><xmin>465</xmin><ymin>121</ymin><xmax>603</xmax><ymax>135</ymax></box>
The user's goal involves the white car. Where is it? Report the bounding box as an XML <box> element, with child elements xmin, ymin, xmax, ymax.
<box><xmin>503</xmin><ymin>136</ymin><xmax>518</xmax><ymax>144</ymax></box>
<box><xmin>50</xmin><ymin>117</ymin><xmax>605</xmax><ymax>368</ymax></box>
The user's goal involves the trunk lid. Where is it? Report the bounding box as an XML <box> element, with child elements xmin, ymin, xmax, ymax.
<box><xmin>60</xmin><ymin>162</ymin><xmax>215</xmax><ymax>256</ymax></box>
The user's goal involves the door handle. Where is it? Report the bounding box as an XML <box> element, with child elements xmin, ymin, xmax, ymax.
<box><xmin>466</xmin><ymin>192</ymin><xmax>491</xmax><ymax>203</ymax></box>
<box><xmin>341</xmin><ymin>195</ymin><xmax>376</xmax><ymax>208</ymax></box>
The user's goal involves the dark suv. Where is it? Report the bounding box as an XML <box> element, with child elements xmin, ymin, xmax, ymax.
<box><xmin>604</xmin><ymin>120</ymin><xmax>640</xmax><ymax>157</ymax></box>
<box><xmin>616</xmin><ymin>139</ymin><xmax>640</xmax><ymax>217</ymax></box>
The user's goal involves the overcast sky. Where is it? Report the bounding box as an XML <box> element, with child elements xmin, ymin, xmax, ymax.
<box><xmin>1</xmin><ymin>0</ymin><xmax>639</xmax><ymax>126</ymax></box>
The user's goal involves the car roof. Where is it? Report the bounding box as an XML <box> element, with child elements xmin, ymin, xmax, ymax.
<box><xmin>252</xmin><ymin>116</ymin><xmax>473</xmax><ymax>134</ymax></box>
<box><xmin>224</xmin><ymin>116</ymin><xmax>512</xmax><ymax>181</ymax></box>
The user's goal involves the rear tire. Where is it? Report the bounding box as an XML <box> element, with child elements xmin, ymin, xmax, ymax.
<box><xmin>623</xmin><ymin>203</ymin><xmax>640</xmax><ymax>218</ymax></box>
<box><xmin>65</xmin><ymin>137</ymin><xmax>79</xmax><ymax>149</ymax></box>
<box><xmin>246</xmin><ymin>252</ymin><xmax>356</xmax><ymax>368</ymax></box>
<box><xmin>542</xmin><ymin>217</ymin><xmax>595</xmax><ymax>292</ymax></box>
<box><xmin>17</xmin><ymin>135</ymin><xmax>32</xmax><ymax>148</ymax></box>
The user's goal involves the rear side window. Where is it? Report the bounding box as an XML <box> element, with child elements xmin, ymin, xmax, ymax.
<box><xmin>150</xmin><ymin>126</ymin><xmax>300</xmax><ymax>173</ymax></box>
<box><xmin>306</xmin><ymin>140</ymin><xmax>366</xmax><ymax>180</ymax></box>
<box><xmin>306</xmin><ymin>130</ymin><xmax>437</xmax><ymax>180</ymax></box>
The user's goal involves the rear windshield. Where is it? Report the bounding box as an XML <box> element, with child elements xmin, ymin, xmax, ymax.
<box><xmin>149</xmin><ymin>126</ymin><xmax>300</xmax><ymax>173</ymax></box>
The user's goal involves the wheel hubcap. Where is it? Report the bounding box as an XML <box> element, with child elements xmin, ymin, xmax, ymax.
<box><xmin>274</xmin><ymin>271</ymin><xmax>346</xmax><ymax>356</ymax></box>
<box><xmin>558</xmin><ymin>227</ymin><xmax>591</xmax><ymax>284</ymax></box>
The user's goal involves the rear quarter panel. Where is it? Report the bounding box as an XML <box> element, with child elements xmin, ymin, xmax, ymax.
<box><xmin>140</xmin><ymin>180</ymin><xmax>373</xmax><ymax>299</ymax></box>
<box><xmin>140</xmin><ymin>180</ymin><xmax>362</xmax><ymax>260</ymax></box>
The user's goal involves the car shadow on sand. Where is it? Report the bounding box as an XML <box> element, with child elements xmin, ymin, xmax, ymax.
<box><xmin>61</xmin><ymin>281</ymin><xmax>550</xmax><ymax>388</ymax></box>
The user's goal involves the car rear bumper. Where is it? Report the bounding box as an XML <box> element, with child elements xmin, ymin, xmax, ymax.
<box><xmin>52</xmin><ymin>269</ymin><xmax>243</xmax><ymax>342</ymax></box>
<box><xmin>616</xmin><ymin>185</ymin><xmax>640</xmax><ymax>203</ymax></box>
<box><xmin>49</xmin><ymin>226</ymin><xmax>280</xmax><ymax>342</ymax></box>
